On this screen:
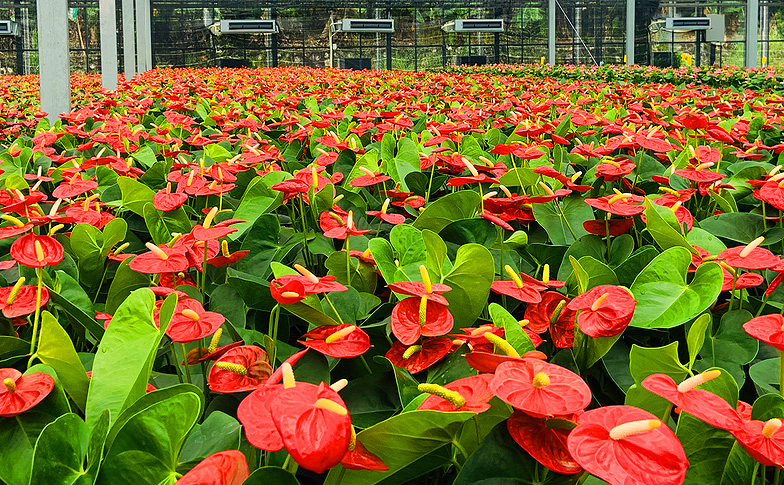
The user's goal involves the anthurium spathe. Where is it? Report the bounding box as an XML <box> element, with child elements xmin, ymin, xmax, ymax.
<box><xmin>385</xmin><ymin>337</ymin><xmax>453</xmax><ymax>374</ymax></box>
<box><xmin>390</xmin><ymin>296</ymin><xmax>454</xmax><ymax>346</ymax></box>
<box><xmin>175</xmin><ymin>450</ymin><xmax>249</xmax><ymax>485</ymax></box>
<box><xmin>128</xmin><ymin>242</ymin><xmax>190</xmax><ymax>274</ymax></box>
<box><xmin>299</xmin><ymin>324</ymin><xmax>371</xmax><ymax>358</ymax></box>
<box><xmin>743</xmin><ymin>314</ymin><xmax>784</xmax><ymax>350</ymax></box>
<box><xmin>166</xmin><ymin>298</ymin><xmax>225</xmax><ymax>343</ymax></box>
<box><xmin>417</xmin><ymin>374</ymin><xmax>495</xmax><ymax>412</ymax></box>
<box><xmin>10</xmin><ymin>233</ymin><xmax>63</xmax><ymax>268</ymax></box>
<box><xmin>0</xmin><ymin>368</ymin><xmax>55</xmax><ymax>417</ymax></box>
<box><xmin>387</xmin><ymin>265</ymin><xmax>452</xmax><ymax>305</ymax></box>
<box><xmin>491</xmin><ymin>359</ymin><xmax>591</xmax><ymax>417</ymax></box>
<box><xmin>719</xmin><ymin>237</ymin><xmax>780</xmax><ymax>270</ymax></box>
<box><xmin>730</xmin><ymin>418</ymin><xmax>784</xmax><ymax>468</ymax></box>
<box><xmin>506</xmin><ymin>410</ymin><xmax>582</xmax><ymax>475</ymax></box>
<box><xmin>641</xmin><ymin>371</ymin><xmax>744</xmax><ymax>431</ymax></box>
<box><xmin>567</xmin><ymin>405</ymin><xmax>688</xmax><ymax>485</ymax></box>
<box><xmin>566</xmin><ymin>285</ymin><xmax>636</xmax><ymax>338</ymax></box>
<box><xmin>208</xmin><ymin>345</ymin><xmax>272</xmax><ymax>393</ymax></box>
<box><xmin>491</xmin><ymin>265</ymin><xmax>547</xmax><ymax>304</ymax></box>
<box><xmin>0</xmin><ymin>277</ymin><xmax>49</xmax><ymax>318</ymax></box>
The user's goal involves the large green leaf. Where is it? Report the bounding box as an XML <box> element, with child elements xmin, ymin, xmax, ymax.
<box><xmin>412</xmin><ymin>191</ymin><xmax>481</xmax><ymax>233</ymax></box>
<box><xmin>231</xmin><ymin>173</ymin><xmax>286</xmax><ymax>240</ymax></box>
<box><xmin>625</xmin><ymin>342</ymin><xmax>689</xmax><ymax>417</ymax></box>
<box><xmin>105</xmin><ymin>258</ymin><xmax>150</xmax><ymax>314</ymax></box>
<box><xmin>324</xmin><ymin>410</ymin><xmax>475</xmax><ymax>485</ymax></box>
<box><xmin>369</xmin><ymin>224</ymin><xmax>428</xmax><ymax>285</ymax></box>
<box><xmin>488</xmin><ymin>303</ymin><xmax>534</xmax><ymax>355</ymax></box>
<box><xmin>97</xmin><ymin>391</ymin><xmax>201</xmax><ymax>485</ymax></box>
<box><xmin>143</xmin><ymin>203</ymin><xmax>192</xmax><ymax>245</ymax></box>
<box><xmin>325</xmin><ymin>251</ymin><xmax>377</xmax><ymax>293</ymax></box>
<box><xmin>178</xmin><ymin>411</ymin><xmax>241</xmax><ymax>464</ymax></box>
<box><xmin>643</xmin><ymin>198</ymin><xmax>697</xmax><ymax>254</ymax></box>
<box><xmin>244</xmin><ymin>467</ymin><xmax>299</xmax><ymax>485</ymax></box>
<box><xmin>675</xmin><ymin>369</ymin><xmax>738</xmax><ymax>485</ymax></box>
<box><xmin>36</xmin><ymin>311</ymin><xmax>90</xmax><ymax>412</ymax></box>
<box><xmin>442</xmin><ymin>244</ymin><xmax>494</xmax><ymax>328</ymax></box>
<box><xmin>48</xmin><ymin>271</ymin><xmax>105</xmax><ymax>339</ymax></box>
<box><xmin>118</xmin><ymin>176</ymin><xmax>156</xmax><ymax>215</ymax></box>
<box><xmin>719</xmin><ymin>442</ymin><xmax>758</xmax><ymax>485</ymax></box>
<box><xmin>531</xmin><ymin>195</ymin><xmax>592</xmax><ymax>245</ymax></box>
<box><xmin>455</xmin><ymin>422</ymin><xmax>575</xmax><ymax>485</ymax></box>
<box><xmin>699</xmin><ymin>212</ymin><xmax>766</xmax><ymax>244</ymax></box>
<box><xmin>422</xmin><ymin>229</ymin><xmax>452</xmax><ymax>278</ymax></box>
<box><xmin>694</xmin><ymin>310</ymin><xmax>758</xmax><ymax>388</ymax></box>
<box><xmin>0</xmin><ymin>411</ymin><xmax>59</xmax><ymax>485</ymax></box>
<box><xmin>628</xmin><ymin>247</ymin><xmax>722</xmax><ymax>329</ymax></box>
<box><xmin>686</xmin><ymin>313</ymin><xmax>711</xmax><ymax>371</ymax></box>
<box><xmin>30</xmin><ymin>411</ymin><xmax>110</xmax><ymax>485</ymax></box>
<box><xmin>85</xmin><ymin>289</ymin><xmax>162</xmax><ymax>428</ymax></box>
<box><xmin>69</xmin><ymin>223</ymin><xmax>106</xmax><ymax>288</ymax></box>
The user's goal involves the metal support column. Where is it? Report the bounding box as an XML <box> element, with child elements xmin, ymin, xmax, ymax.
<box><xmin>37</xmin><ymin>0</ymin><xmax>71</xmax><ymax>122</ymax></box>
<box><xmin>14</xmin><ymin>8</ymin><xmax>23</xmax><ymax>75</ymax></box>
<box><xmin>135</xmin><ymin>0</ymin><xmax>152</xmax><ymax>71</ymax></box>
<box><xmin>746</xmin><ymin>0</ymin><xmax>758</xmax><ymax>67</ymax></box>
<box><xmin>625</xmin><ymin>0</ymin><xmax>634</xmax><ymax>64</ymax></box>
<box><xmin>122</xmin><ymin>0</ymin><xmax>136</xmax><ymax>78</ymax></box>
<box><xmin>548</xmin><ymin>0</ymin><xmax>555</xmax><ymax>64</ymax></box>
<box><xmin>99</xmin><ymin>0</ymin><xmax>118</xmax><ymax>90</ymax></box>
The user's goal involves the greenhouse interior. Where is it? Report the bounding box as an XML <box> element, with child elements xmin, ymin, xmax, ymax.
<box><xmin>3</xmin><ymin>0</ymin><xmax>784</xmax><ymax>484</ymax></box>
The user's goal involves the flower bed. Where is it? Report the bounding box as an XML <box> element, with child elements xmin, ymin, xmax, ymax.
<box><xmin>1</xmin><ymin>66</ymin><xmax>784</xmax><ymax>484</ymax></box>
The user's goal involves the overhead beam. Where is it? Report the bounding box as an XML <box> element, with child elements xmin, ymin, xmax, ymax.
<box><xmin>37</xmin><ymin>0</ymin><xmax>71</xmax><ymax>122</ymax></box>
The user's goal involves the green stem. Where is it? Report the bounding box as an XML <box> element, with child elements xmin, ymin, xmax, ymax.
<box><xmin>425</xmin><ymin>163</ymin><xmax>436</xmax><ymax>204</ymax></box>
<box><xmin>334</xmin><ymin>466</ymin><xmax>347</xmax><ymax>485</ymax></box>
<box><xmin>269</xmin><ymin>304</ymin><xmax>281</xmax><ymax>366</ymax></box>
<box><xmin>170</xmin><ymin>341</ymin><xmax>184</xmax><ymax>383</ymax></box>
<box><xmin>201</xmin><ymin>240</ymin><xmax>209</xmax><ymax>296</ymax></box>
<box><xmin>344</xmin><ymin>235</ymin><xmax>351</xmax><ymax>287</ymax></box>
<box><xmin>554</xmin><ymin>199</ymin><xmax>578</xmax><ymax>240</ymax></box>
<box><xmin>282</xmin><ymin>454</ymin><xmax>299</xmax><ymax>475</ymax></box>
<box><xmin>359</xmin><ymin>354</ymin><xmax>373</xmax><ymax>374</ymax></box>
<box><xmin>93</xmin><ymin>262</ymin><xmax>110</xmax><ymax>304</ymax></box>
<box><xmin>323</xmin><ymin>293</ymin><xmax>344</xmax><ymax>324</ymax></box>
<box><xmin>605</xmin><ymin>218</ymin><xmax>612</xmax><ymax>260</ymax></box>
<box><xmin>181</xmin><ymin>343</ymin><xmax>192</xmax><ymax>383</ymax></box>
<box><xmin>779</xmin><ymin>350</ymin><xmax>784</xmax><ymax>398</ymax></box>
<box><xmin>27</xmin><ymin>267</ymin><xmax>44</xmax><ymax>367</ymax></box>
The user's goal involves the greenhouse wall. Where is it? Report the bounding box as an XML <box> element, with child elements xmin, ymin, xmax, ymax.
<box><xmin>0</xmin><ymin>0</ymin><xmax>781</xmax><ymax>73</ymax></box>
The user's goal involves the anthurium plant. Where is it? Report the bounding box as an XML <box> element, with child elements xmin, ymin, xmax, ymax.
<box><xmin>2</xmin><ymin>64</ymin><xmax>784</xmax><ymax>484</ymax></box>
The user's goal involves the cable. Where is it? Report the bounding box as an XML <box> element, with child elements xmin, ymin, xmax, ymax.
<box><xmin>555</xmin><ymin>0</ymin><xmax>598</xmax><ymax>65</ymax></box>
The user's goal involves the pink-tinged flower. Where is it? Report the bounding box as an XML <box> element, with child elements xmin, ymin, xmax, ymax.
<box><xmin>566</xmin><ymin>285</ymin><xmax>636</xmax><ymax>338</ymax></box>
<box><xmin>507</xmin><ymin>410</ymin><xmax>582</xmax><ymax>475</ymax></box>
<box><xmin>299</xmin><ymin>324</ymin><xmax>371</xmax><ymax>358</ymax></box>
<box><xmin>0</xmin><ymin>368</ymin><xmax>55</xmax><ymax>417</ymax></box>
<box><xmin>743</xmin><ymin>314</ymin><xmax>784</xmax><ymax>351</ymax></box>
<box><xmin>641</xmin><ymin>371</ymin><xmax>744</xmax><ymax>431</ymax></box>
<box><xmin>10</xmin><ymin>234</ymin><xmax>64</xmax><ymax>268</ymax></box>
<box><xmin>491</xmin><ymin>360</ymin><xmax>591</xmax><ymax>417</ymax></box>
<box><xmin>417</xmin><ymin>374</ymin><xmax>494</xmax><ymax>413</ymax></box>
<box><xmin>175</xmin><ymin>450</ymin><xmax>249</xmax><ymax>485</ymax></box>
<box><xmin>208</xmin><ymin>345</ymin><xmax>272</xmax><ymax>393</ymax></box>
<box><xmin>567</xmin><ymin>405</ymin><xmax>688</xmax><ymax>485</ymax></box>
<box><xmin>385</xmin><ymin>337</ymin><xmax>453</xmax><ymax>374</ymax></box>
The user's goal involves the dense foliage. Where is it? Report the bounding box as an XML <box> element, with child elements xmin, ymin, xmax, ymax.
<box><xmin>2</xmin><ymin>66</ymin><xmax>784</xmax><ymax>484</ymax></box>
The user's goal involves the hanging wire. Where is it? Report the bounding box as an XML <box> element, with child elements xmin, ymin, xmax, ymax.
<box><xmin>555</xmin><ymin>0</ymin><xmax>599</xmax><ymax>65</ymax></box>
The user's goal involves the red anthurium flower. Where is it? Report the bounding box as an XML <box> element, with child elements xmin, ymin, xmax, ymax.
<box><xmin>51</xmin><ymin>176</ymin><xmax>98</xmax><ymax>199</ymax></box>
<box><xmin>153</xmin><ymin>183</ymin><xmax>187</xmax><ymax>211</ymax></box>
<box><xmin>340</xmin><ymin>439</ymin><xmax>389</xmax><ymax>471</ymax></box>
<box><xmin>186</xmin><ymin>340</ymin><xmax>244</xmax><ymax>365</ymax></box>
<box><xmin>507</xmin><ymin>410</ymin><xmax>582</xmax><ymax>475</ymax></box>
<box><xmin>723</xmin><ymin>271</ymin><xmax>764</xmax><ymax>291</ymax></box>
<box><xmin>128</xmin><ymin>242</ymin><xmax>190</xmax><ymax>274</ymax></box>
<box><xmin>175</xmin><ymin>450</ymin><xmax>249</xmax><ymax>485</ymax></box>
<box><xmin>365</xmin><ymin>198</ymin><xmax>406</xmax><ymax>225</ymax></box>
<box><xmin>465</xmin><ymin>350</ymin><xmax>547</xmax><ymax>374</ymax></box>
<box><xmin>490</xmin><ymin>265</ymin><xmax>546</xmax><ymax>304</ymax></box>
<box><xmin>385</xmin><ymin>337</ymin><xmax>453</xmax><ymax>374</ymax></box>
<box><xmin>523</xmin><ymin>291</ymin><xmax>575</xmax><ymax>348</ymax></box>
<box><xmin>0</xmin><ymin>368</ymin><xmax>55</xmax><ymax>417</ymax></box>
<box><xmin>206</xmin><ymin>240</ymin><xmax>249</xmax><ymax>267</ymax></box>
<box><xmin>166</xmin><ymin>298</ymin><xmax>225</xmax><ymax>343</ymax></box>
<box><xmin>387</xmin><ymin>265</ymin><xmax>451</xmax><ymax>305</ymax></box>
<box><xmin>350</xmin><ymin>167</ymin><xmax>392</xmax><ymax>187</ymax></box>
<box><xmin>567</xmin><ymin>405</ymin><xmax>688</xmax><ymax>485</ymax></box>
<box><xmin>299</xmin><ymin>324</ymin><xmax>371</xmax><ymax>358</ymax></box>
<box><xmin>11</xmin><ymin>233</ymin><xmax>64</xmax><ymax>268</ymax></box>
<box><xmin>730</xmin><ymin>418</ymin><xmax>784</xmax><ymax>468</ymax></box>
<box><xmin>641</xmin><ymin>371</ymin><xmax>744</xmax><ymax>431</ymax></box>
<box><xmin>492</xmin><ymin>360</ymin><xmax>591</xmax><ymax>417</ymax></box>
<box><xmin>582</xmin><ymin>218</ymin><xmax>634</xmax><ymax>236</ymax></box>
<box><xmin>270</xmin><ymin>277</ymin><xmax>307</xmax><ymax>304</ymax></box>
<box><xmin>585</xmin><ymin>193</ymin><xmax>645</xmax><ymax>216</ymax></box>
<box><xmin>743</xmin><ymin>314</ymin><xmax>784</xmax><ymax>350</ymax></box>
<box><xmin>0</xmin><ymin>278</ymin><xmax>49</xmax><ymax>318</ymax></box>
<box><xmin>391</xmin><ymin>296</ymin><xmax>454</xmax><ymax>345</ymax></box>
<box><xmin>674</xmin><ymin>163</ymin><xmax>725</xmax><ymax>183</ymax></box>
<box><xmin>323</xmin><ymin>211</ymin><xmax>369</xmax><ymax>239</ymax></box>
<box><xmin>208</xmin><ymin>345</ymin><xmax>272</xmax><ymax>393</ymax></box>
<box><xmin>417</xmin><ymin>374</ymin><xmax>494</xmax><ymax>413</ymax></box>
<box><xmin>596</xmin><ymin>158</ymin><xmax>635</xmax><ymax>181</ymax></box>
<box><xmin>480</xmin><ymin>210</ymin><xmax>514</xmax><ymax>231</ymax></box>
<box><xmin>566</xmin><ymin>285</ymin><xmax>636</xmax><ymax>338</ymax></box>
<box><xmin>719</xmin><ymin>237</ymin><xmax>780</xmax><ymax>270</ymax></box>
<box><xmin>238</xmin><ymin>384</ymin><xmax>286</xmax><ymax>451</ymax></box>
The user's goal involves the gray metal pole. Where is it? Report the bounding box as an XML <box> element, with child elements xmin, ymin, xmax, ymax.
<box><xmin>142</xmin><ymin>0</ymin><xmax>152</xmax><ymax>69</ymax></box>
<box><xmin>99</xmin><ymin>0</ymin><xmax>118</xmax><ymax>90</ymax></box>
<box><xmin>746</xmin><ymin>0</ymin><xmax>758</xmax><ymax>67</ymax></box>
<box><xmin>626</xmin><ymin>0</ymin><xmax>635</xmax><ymax>64</ymax></box>
<box><xmin>548</xmin><ymin>0</ymin><xmax>555</xmax><ymax>64</ymax></box>
<box><xmin>37</xmin><ymin>0</ymin><xmax>71</xmax><ymax>122</ymax></box>
<box><xmin>135</xmin><ymin>0</ymin><xmax>151</xmax><ymax>71</ymax></box>
<box><xmin>122</xmin><ymin>0</ymin><xmax>136</xmax><ymax>78</ymax></box>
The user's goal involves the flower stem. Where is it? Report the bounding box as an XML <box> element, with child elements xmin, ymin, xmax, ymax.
<box><xmin>779</xmin><ymin>350</ymin><xmax>784</xmax><ymax>398</ymax></box>
<box><xmin>181</xmin><ymin>343</ymin><xmax>192</xmax><ymax>383</ymax></box>
<box><xmin>323</xmin><ymin>293</ymin><xmax>344</xmax><ymax>324</ymax></box>
<box><xmin>27</xmin><ymin>266</ymin><xmax>44</xmax><ymax>368</ymax></box>
<box><xmin>269</xmin><ymin>304</ymin><xmax>281</xmax><ymax>366</ymax></box>
<box><xmin>170</xmin><ymin>341</ymin><xmax>184</xmax><ymax>384</ymax></box>
<box><xmin>344</xmin><ymin>235</ymin><xmax>351</xmax><ymax>287</ymax></box>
